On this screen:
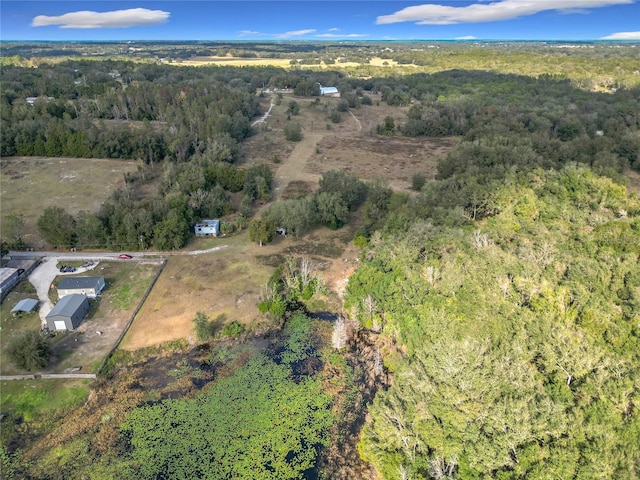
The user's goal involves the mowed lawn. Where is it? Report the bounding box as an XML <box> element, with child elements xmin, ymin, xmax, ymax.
<box><xmin>0</xmin><ymin>156</ymin><xmax>137</xmax><ymax>246</ymax></box>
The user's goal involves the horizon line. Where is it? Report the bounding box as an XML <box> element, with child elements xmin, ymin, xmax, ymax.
<box><xmin>2</xmin><ymin>38</ymin><xmax>640</xmax><ymax>43</ymax></box>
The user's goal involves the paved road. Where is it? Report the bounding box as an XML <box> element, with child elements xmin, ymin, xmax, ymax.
<box><xmin>9</xmin><ymin>245</ymin><xmax>227</xmax><ymax>260</ymax></box>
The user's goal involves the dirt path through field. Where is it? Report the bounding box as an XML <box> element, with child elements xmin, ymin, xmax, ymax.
<box><xmin>273</xmin><ymin>133</ymin><xmax>323</xmax><ymax>199</ymax></box>
<box><xmin>347</xmin><ymin>110</ymin><xmax>362</xmax><ymax>131</ymax></box>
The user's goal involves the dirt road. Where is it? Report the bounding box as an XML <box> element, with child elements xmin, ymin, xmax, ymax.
<box><xmin>273</xmin><ymin>132</ymin><xmax>323</xmax><ymax>199</ymax></box>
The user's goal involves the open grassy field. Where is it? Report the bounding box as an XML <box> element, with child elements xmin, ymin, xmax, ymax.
<box><xmin>245</xmin><ymin>92</ymin><xmax>456</xmax><ymax>193</ymax></box>
<box><xmin>0</xmin><ymin>156</ymin><xmax>137</xmax><ymax>247</ymax></box>
<box><xmin>0</xmin><ymin>378</ymin><xmax>91</xmax><ymax>421</ymax></box>
<box><xmin>173</xmin><ymin>56</ymin><xmax>403</xmax><ymax>70</ymax></box>
<box><xmin>120</xmin><ymin>223</ymin><xmax>361</xmax><ymax>351</ymax></box>
<box><xmin>120</xmin><ymin>234</ymin><xmax>273</xmax><ymax>351</ymax></box>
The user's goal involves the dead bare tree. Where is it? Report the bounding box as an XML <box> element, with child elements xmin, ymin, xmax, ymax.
<box><xmin>332</xmin><ymin>316</ymin><xmax>349</xmax><ymax>350</ymax></box>
<box><xmin>259</xmin><ymin>283</ymin><xmax>277</xmax><ymax>303</ymax></box>
<box><xmin>299</xmin><ymin>256</ymin><xmax>313</xmax><ymax>286</ymax></box>
<box><xmin>471</xmin><ymin>229</ymin><xmax>493</xmax><ymax>250</ymax></box>
<box><xmin>373</xmin><ymin>348</ymin><xmax>384</xmax><ymax>376</ymax></box>
<box><xmin>428</xmin><ymin>455</ymin><xmax>458</xmax><ymax>479</ymax></box>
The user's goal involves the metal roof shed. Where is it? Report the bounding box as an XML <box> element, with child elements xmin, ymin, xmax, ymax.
<box><xmin>46</xmin><ymin>294</ymin><xmax>90</xmax><ymax>331</ymax></box>
<box><xmin>194</xmin><ymin>219</ymin><xmax>220</xmax><ymax>236</ymax></box>
<box><xmin>10</xmin><ymin>298</ymin><xmax>39</xmax><ymax>314</ymax></box>
<box><xmin>320</xmin><ymin>86</ymin><xmax>339</xmax><ymax>96</ymax></box>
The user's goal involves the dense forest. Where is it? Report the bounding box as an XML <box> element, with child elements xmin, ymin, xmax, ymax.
<box><xmin>1</xmin><ymin>42</ymin><xmax>640</xmax><ymax>479</ymax></box>
<box><xmin>349</xmin><ymin>167</ymin><xmax>640</xmax><ymax>478</ymax></box>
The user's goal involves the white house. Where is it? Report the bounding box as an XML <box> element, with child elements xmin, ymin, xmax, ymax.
<box><xmin>56</xmin><ymin>276</ymin><xmax>105</xmax><ymax>299</ymax></box>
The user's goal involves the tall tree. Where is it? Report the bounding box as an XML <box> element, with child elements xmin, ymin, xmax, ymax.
<box><xmin>249</xmin><ymin>217</ymin><xmax>276</xmax><ymax>246</ymax></box>
<box><xmin>37</xmin><ymin>206</ymin><xmax>76</xmax><ymax>248</ymax></box>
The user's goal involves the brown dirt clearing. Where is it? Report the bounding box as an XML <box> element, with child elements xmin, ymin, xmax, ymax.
<box><xmin>308</xmin><ymin>135</ymin><xmax>457</xmax><ymax>191</ymax></box>
<box><xmin>244</xmin><ymin>93</ymin><xmax>457</xmax><ymax>193</ymax></box>
<box><xmin>121</xmin><ymin>223</ymin><xmax>362</xmax><ymax>351</ymax></box>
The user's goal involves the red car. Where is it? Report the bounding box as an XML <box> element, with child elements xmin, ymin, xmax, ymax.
<box><xmin>118</xmin><ymin>254</ymin><xmax>133</xmax><ymax>259</ymax></box>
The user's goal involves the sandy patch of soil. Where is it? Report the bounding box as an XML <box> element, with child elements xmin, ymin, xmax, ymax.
<box><xmin>308</xmin><ymin>135</ymin><xmax>458</xmax><ymax>191</ymax></box>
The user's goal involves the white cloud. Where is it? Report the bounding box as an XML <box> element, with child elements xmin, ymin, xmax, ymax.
<box><xmin>316</xmin><ymin>33</ymin><xmax>369</xmax><ymax>38</ymax></box>
<box><xmin>455</xmin><ymin>35</ymin><xmax>478</xmax><ymax>39</ymax></box>
<box><xmin>601</xmin><ymin>31</ymin><xmax>640</xmax><ymax>39</ymax></box>
<box><xmin>328</xmin><ymin>27</ymin><xmax>340</xmax><ymax>32</ymax></box>
<box><xmin>376</xmin><ymin>0</ymin><xmax>633</xmax><ymax>25</ymax></box>
<box><xmin>274</xmin><ymin>29</ymin><xmax>317</xmax><ymax>39</ymax></box>
<box><xmin>238</xmin><ymin>30</ymin><xmax>263</xmax><ymax>37</ymax></box>
<box><xmin>32</xmin><ymin>8</ymin><xmax>169</xmax><ymax>29</ymax></box>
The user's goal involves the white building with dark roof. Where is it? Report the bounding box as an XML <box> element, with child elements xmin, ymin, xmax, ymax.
<box><xmin>56</xmin><ymin>276</ymin><xmax>105</xmax><ymax>299</ymax></box>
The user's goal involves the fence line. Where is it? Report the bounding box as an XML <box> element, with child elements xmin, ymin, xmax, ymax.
<box><xmin>2</xmin><ymin>259</ymin><xmax>167</xmax><ymax>381</ymax></box>
<box><xmin>0</xmin><ymin>373</ymin><xmax>96</xmax><ymax>380</ymax></box>
<box><xmin>96</xmin><ymin>259</ymin><xmax>167</xmax><ymax>376</ymax></box>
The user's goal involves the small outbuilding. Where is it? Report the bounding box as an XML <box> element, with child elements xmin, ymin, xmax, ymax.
<box><xmin>56</xmin><ymin>276</ymin><xmax>105</xmax><ymax>299</ymax></box>
<box><xmin>10</xmin><ymin>298</ymin><xmax>39</xmax><ymax>314</ymax></box>
<box><xmin>319</xmin><ymin>86</ymin><xmax>340</xmax><ymax>97</ymax></box>
<box><xmin>194</xmin><ymin>219</ymin><xmax>220</xmax><ymax>237</ymax></box>
<box><xmin>46</xmin><ymin>294</ymin><xmax>90</xmax><ymax>331</ymax></box>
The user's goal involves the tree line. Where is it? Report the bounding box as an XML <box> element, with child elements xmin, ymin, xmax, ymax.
<box><xmin>35</xmin><ymin>159</ymin><xmax>273</xmax><ymax>251</ymax></box>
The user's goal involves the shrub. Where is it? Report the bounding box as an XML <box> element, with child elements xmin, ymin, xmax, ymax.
<box><xmin>284</xmin><ymin>121</ymin><xmax>302</xmax><ymax>142</ymax></box>
<box><xmin>221</xmin><ymin>321</ymin><xmax>245</xmax><ymax>337</ymax></box>
<box><xmin>193</xmin><ymin>311</ymin><xmax>215</xmax><ymax>342</ymax></box>
<box><xmin>329</xmin><ymin>111</ymin><xmax>342</xmax><ymax>123</ymax></box>
<box><xmin>412</xmin><ymin>172</ymin><xmax>427</xmax><ymax>191</ymax></box>
<box><xmin>220</xmin><ymin>221</ymin><xmax>234</xmax><ymax>235</ymax></box>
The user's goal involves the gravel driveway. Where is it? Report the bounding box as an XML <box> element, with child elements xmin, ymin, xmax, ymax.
<box><xmin>28</xmin><ymin>258</ymin><xmax>100</xmax><ymax>328</ymax></box>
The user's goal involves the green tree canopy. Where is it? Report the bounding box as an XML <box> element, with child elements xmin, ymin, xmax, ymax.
<box><xmin>315</xmin><ymin>191</ymin><xmax>349</xmax><ymax>229</ymax></box>
<box><xmin>249</xmin><ymin>217</ymin><xmax>276</xmax><ymax>246</ymax></box>
<box><xmin>284</xmin><ymin>121</ymin><xmax>302</xmax><ymax>142</ymax></box>
<box><xmin>352</xmin><ymin>167</ymin><xmax>640</xmax><ymax>479</ymax></box>
<box><xmin>153</xmin><ymin>208</ymin><xmax>190</xmax><ymax>250</ymax></box>
<box><xmin>6</xmin><ymin>331</ymin><xmax>50</xmax><ymax>371</ymax></box>
<box><xmin>37</xmin><ymin>206</ymin><xmax>76</xmax><ymax>248</ymax></box>
<box><xmin>318</xmin><ymin>169</ymin><xmax>367</xmax><ymax>211</ymax></box>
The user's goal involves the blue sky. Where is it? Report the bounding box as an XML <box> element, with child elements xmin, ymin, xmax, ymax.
<box><xmin>1</xmin><ymin>1</ymin><xmax>639</xmax><ymax>41</ymax></box>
